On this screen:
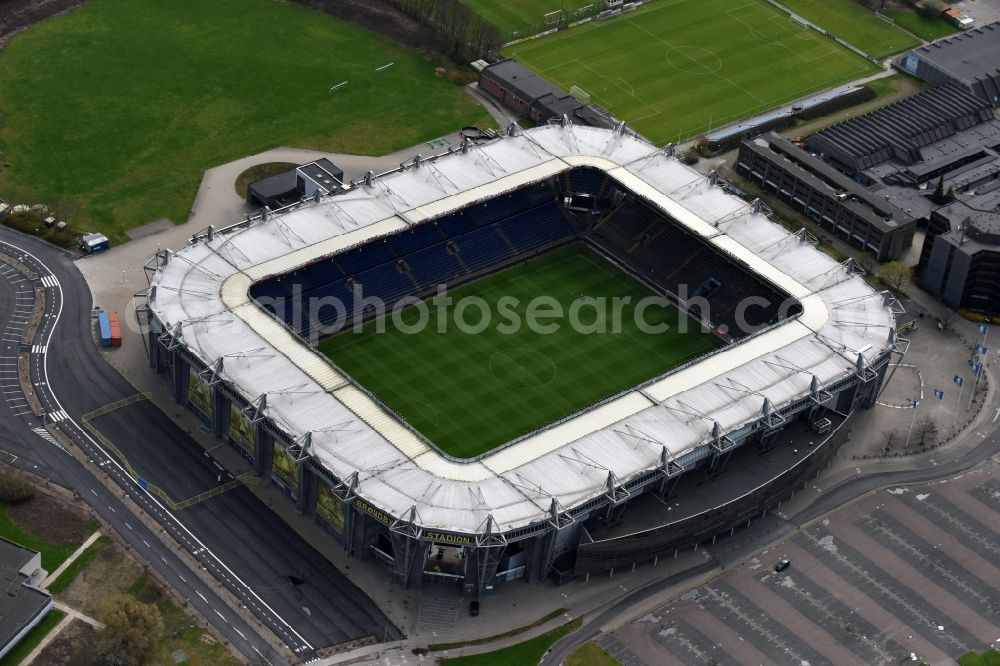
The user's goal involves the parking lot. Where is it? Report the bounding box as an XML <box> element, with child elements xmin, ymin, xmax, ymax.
<box><xmin>601</xmin><ymin>456</ymin><xmax>1000</xmax><ymax>665</ymax></box>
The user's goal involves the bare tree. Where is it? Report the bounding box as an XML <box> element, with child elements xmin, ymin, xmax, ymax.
<box><xmin>881</xmin><ymin>428</ymin><xmax>898</xmax><ymax>452</ymax></box>
<box><xmin>916</xmin><ymin>416</ymin><xmax>938</xmax><ymax>447</ymax></box>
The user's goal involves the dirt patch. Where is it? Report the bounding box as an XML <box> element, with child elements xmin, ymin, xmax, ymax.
<box><xmin>6</xmin><ymin>492</ymin><xmax>94</xmax><ymax>547</ymax></box>
<box><xmin>58</xmin><ymin>539</ymin><xmax>144</xmax><ymax>616</ymax></box>
<box><xmin>0</xmin><ymin>0</ymin><xmax>85</xmax><ymax>49</ymax></box>
<box><xmin>290</xmin><ymin>0</ymin><xmax>435</xmax><ymax>52</ymax></box>
<box><xmin>34</xmin><ymin>618</ymin><xmax>97</xmax><ymax>666</ymax></box>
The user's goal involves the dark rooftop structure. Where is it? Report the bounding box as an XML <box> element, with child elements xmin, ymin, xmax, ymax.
<box><xmin>806</xmin><ymin>83</ymin><xmax>994</xmax><ymax>175</ymax></box>
<box><xmin>0</xmin><ymin>538</ymin><xmax>52</xmax><ymax>660</ymax></box>
<box><xmin>898</xmin><ymin>23</ymin><xmax>1000</xmax><ymax>105</ymax></box>
<box><xmin>736</xmin><ymin>132</ymin><xmax>915</xmax><ymax>260</ymax></box>
<box><xmin>247</xmin><ymin>159</ymin><xmax>344</xmax><ymax>210</ymax></box>
<box><xmin>478</xmin><ymin>59</ymin><xmax>586</xmax><ymax>125</ymax></box>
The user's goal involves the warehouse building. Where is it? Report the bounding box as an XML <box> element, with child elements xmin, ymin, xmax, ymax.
<box><xmin>805</xmin><ymin>83</ymin><xmax>994</xmax><ymax>177</ymax></box>
<box><xmin>736</xmin><ymin>132</ymin><xmax>915</xmax><ymax>260</ymax></box>
<box><xmin>898</xmin><ymin>23</ymin><xmax>1000</xmax><ymax>105</ymax></box>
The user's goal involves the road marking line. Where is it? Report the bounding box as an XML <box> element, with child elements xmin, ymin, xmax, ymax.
<box><xmin>196</xmin><ymin>591</ymin><xmax>208</xmax><ymax>603</ymax></box>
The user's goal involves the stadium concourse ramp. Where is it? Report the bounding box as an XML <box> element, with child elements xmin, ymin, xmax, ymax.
<box><xmin>140</xmin><ymin>123</ymin><xmax>903</xmax><ymax>594</ymax></box>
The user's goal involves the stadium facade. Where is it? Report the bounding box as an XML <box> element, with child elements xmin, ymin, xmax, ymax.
<box><xmin>140</xmin><ymin>124</ymin><xmax>902</xmax><ymax>593</ymax></box>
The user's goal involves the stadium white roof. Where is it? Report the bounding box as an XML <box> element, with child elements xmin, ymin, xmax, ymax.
<box><xmin>149</xmin><ymin>124</ymin><xmax>897</xmax><ymax>534</ymax></box>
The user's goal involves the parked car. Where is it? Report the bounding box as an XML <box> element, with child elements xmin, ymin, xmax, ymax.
<box><xmin>774</xmin><ymin>559</ymin><xmax>791</xmax><ymax>572</ymax></box>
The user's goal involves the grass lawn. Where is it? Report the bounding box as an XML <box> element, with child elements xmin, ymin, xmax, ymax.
<box><xmin>959</xmin><ymin>649</ymin><xmax>1000</xmax><ymax>666</ymax></box>
<box><xmin>566</xmin><ymin>640</ymin><xmax>620</xmax><ymax>666</ymax></box>
<box><xmin>47</xmin><ymin>536</ymin><xmax>111</xmax><ymax>596</ymax></box>
<box><xmin>507</xmin><ymin>0</ymin><xmax>877</xmax><ymax>144</ymax></box>
<box><xmin>130</xmin><ymin>575</ymin><xmax>241</xmax><ymax>666</ymax></box>
<box><xmin>885</xmin><ymin>8</ymin><xmax>959</xmax><ymax>41</ymax></box>
<box><xmin>778</xmin><ymin>0</ymin><xmax>918</xmax><ymax>58</ymax></box>
<box><xmin>234</xmin><ymin>162</ymin><xmax>298</xmax><ymax>199</ymax></box>
<box><xmin>439</xmin><ymin>618</ymin><xmax>581</xmax><ymax>666</ymax></box>
<box><xmin>462</xmin><ymin>0</ymin><xmax>597</xmax><ymax>34</ymax></box>
<box><xmin>320</xmin><ymin>243</ymin><xmax>720</xmax><ymax>458</ymax></box>
<box><xmin>0</xmin><ymin>610</ymin><xmax>66</xmax><ymax>666</ymax></box>
<box><xmin>0</xmin><ymin>0</ymin><xmax>491</xmax><ymax>244</ymax></box>
<box><xmin>0</xmin><ymin>505</ymin><xmax>77</xmax><ymax>571</ymax></box>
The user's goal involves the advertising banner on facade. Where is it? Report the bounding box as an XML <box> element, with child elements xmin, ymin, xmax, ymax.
<box><xmin>188</xmin><ymin>367</ymin><xmax>212</xmax><ymax>417</ymax></box>
<box><xmin>228</xmin><ymin>403</ymin><xmax>255</xmax><ymax>456</ymax></box>
<box><xmin>316</xmin><ymin>482</ymin><xmax>346</xmax><ymax>533</ymax></box>
<box><xmin>271</xmin><ymin>441</ymin><xmax>299</xmax><ymax>492</ymax></box>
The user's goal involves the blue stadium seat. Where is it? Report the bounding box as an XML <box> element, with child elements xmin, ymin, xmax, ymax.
<box><xmin>335</xmin><ymin>240</ymin><xmax>397</xmax><ymax>274</ymax></box>
<box><xmin>499</xmin><ymin>204</ymin><xmax>576</xmax><ymax>253</ymax></box>
<box><xmin>388</xmin><ymin>223</ymin><xmax>446</xmax><ymax>255</ymax></box>
<box><xmin>406</xmin><ymin>244</ymin><xmax>466</xmax><ymax>289</ymax></box>
<box><xmin>454</xmin><ymin>226</ymin><xmax>513</xmax><ymax>272</ymax></box>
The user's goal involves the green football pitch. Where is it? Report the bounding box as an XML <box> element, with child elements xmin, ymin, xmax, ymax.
<box><xmin>319</xmin><ymin>244</ymin><xmax>722</xmax><ymax>458</ymax></box>
<box><xmin>507</xmin><ymin>0</ymin><xmax>879</xmax><ymax>144</ymax></box>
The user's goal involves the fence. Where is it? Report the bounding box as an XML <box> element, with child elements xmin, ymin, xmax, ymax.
<box><xmin>81</xmin><ymin>393</ymin><xmax>259</xmax><ymax>510</ymax></box>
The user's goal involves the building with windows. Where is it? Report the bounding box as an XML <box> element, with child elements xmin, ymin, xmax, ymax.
<box><xmin>736</xmin><ymin>132</ymin><xmax>915</xmax><ymax>260</ymax></box>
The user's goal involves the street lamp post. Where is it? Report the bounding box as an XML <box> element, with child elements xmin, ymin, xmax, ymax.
<box><xmin>904</xmin><ymin>399</ymin><xmax>919</xmax><ymax>449</ymax></box>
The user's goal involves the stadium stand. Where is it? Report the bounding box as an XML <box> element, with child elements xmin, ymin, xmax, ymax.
<box><xmin>251</xmin><ymin>167</ymin><xmax>798</xmax><ymax>339</ymax></box>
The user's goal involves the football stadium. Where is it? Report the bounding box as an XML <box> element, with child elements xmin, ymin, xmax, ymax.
<box><xmin>142</xmin><ymin>123</ymin><xmax>902</xmax><ymax>593</ymax></box>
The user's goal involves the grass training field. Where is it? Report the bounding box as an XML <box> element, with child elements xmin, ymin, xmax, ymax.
<box><xmin>462</xmin><ymin>0</ymin><xmax>598</xmax><ymax>34</ymax></box>
<box><xmin>778</xmin><ymin>0</ymin><xmax>918</xmax><ymax>58</ymax></box>
<box><xmin>507</xmin><ymin>0</ymin><xmax>878</xmax><ymax>144</ymax></box>
<box><xmin>0</xmin><ymin>0</ymin><xmax>491</xmax><ymax>243</ymax></box>
<box><xmin>319</xmin><ymin>244</ymin><xmax>721</xmax><ymax>458</ymax></box>
<box><xmin>884</xmin><ymin>8</ymin><xmax>959</xmax><ymax>41</ymax></box>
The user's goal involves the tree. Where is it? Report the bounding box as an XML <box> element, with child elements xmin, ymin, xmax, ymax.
<box><xmin>882</xmin><ymin>428</ymin><xmax>899</xmax><ymax>452</ymax></box>
<box><xmin>880</xmin><ymin>261</ymin><xmax>912</xmax><ymax>293</ymax></box>
<box><xmin>916</xmin><ymin>416</ymin><xmax>938</xmax><ymax>446</ymax></box>
<box><xmin>945</xmin><ymin>185</ymin><xmax>956</xmax><ymax>202</ymax></box>
<box><xmin>96</xmin><ymin>595</ymin><xmax>163</xmax><ymax>666</ymax></box>
<box><xmin>932</xmin><ymin>175</ymin><xmax>945</xmax><ymax>203</ymax></box>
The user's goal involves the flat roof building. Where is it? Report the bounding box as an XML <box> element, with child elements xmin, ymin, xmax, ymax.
<box><xmin>0</xmin><ymin>538</ymin><xmax>53</xmax><ymax>660</ymax></box>
<box><xmin>898</xmin><ymin>23</ymin><xmax>1000</xmax><ymax>105</ymax></box>
<box><xmin>806</xmin><ymin>83</ymin><xmax>994</xmax><ymax>176</ymax></box>
<box><xmin>247</xmin><ymin>159</ymin><xmax>344</xmax><ymax>210</ymax></box>
<box><xmin>478</xmin><ymin>59</ymin><xmax>584</xmax><ymax>125</ymax></box>
<box><xmin>736</xmin><ymin>132</ymin><xmax>915</xmax><ymax>260</ymax></box>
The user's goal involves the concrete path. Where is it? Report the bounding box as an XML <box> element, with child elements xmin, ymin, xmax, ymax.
<box><xmin>42</xmin><ymin>530</ymin><xmax>101</xmax><ymax>588</ymax></box>
<box><xmin>21</xmin><ymin>602</ymin><xmax>106</xmax><ymax>666</ymax></box>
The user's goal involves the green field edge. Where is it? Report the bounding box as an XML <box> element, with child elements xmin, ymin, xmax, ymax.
<box><xmin>428</xmin><ymin>608</ymin><xmax>568</xmax><ymax>651</ymax></box>
<box><xmin>0</xmin><ymin>609</ymin><xmax>66</xmax><ymax>666</ymax></box>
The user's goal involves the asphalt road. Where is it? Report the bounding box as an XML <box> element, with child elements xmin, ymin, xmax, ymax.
<box><xmin>0</xmin><ymin>228</ymin><xmax>399</xmax><ymax>662</ymax></box>
<box><xmin>542</xmin><ymin>429</ymin><xmax>1000</xmax><ymax>665</ymax></box>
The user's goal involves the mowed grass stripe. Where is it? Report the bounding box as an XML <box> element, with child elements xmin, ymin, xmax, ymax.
<box><xmin>319</xmin><ymin>244</ymin><xmax>721</xmax><ymax>458</ymax></box>
<box><xmin>507</xmin><ymin>0</ymin><xmax>877</xmax><ymax>144</ymax></box>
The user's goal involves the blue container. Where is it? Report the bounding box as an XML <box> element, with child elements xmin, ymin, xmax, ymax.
<box><xmin>98</xmin><ymin>311</ymin><xmax>112</xmax><ymax>348</ymax></box>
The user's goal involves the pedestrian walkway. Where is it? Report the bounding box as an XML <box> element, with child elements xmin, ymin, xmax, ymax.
<box><xmin>42</xmin><ymin>530</ymin><xmax>101</xmax><ymax>588</ymax></box>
